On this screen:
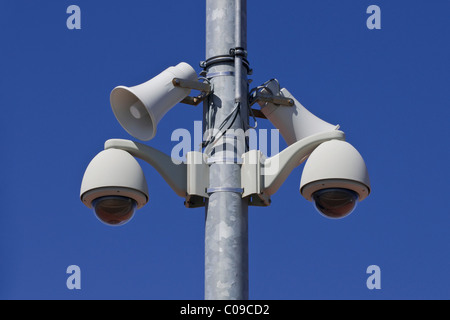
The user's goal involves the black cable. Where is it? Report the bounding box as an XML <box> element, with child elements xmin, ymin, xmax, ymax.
<box><xmin>203</xmin><ymin>101</ymin><xmax>241</xmax><ymax>154</ymax></box>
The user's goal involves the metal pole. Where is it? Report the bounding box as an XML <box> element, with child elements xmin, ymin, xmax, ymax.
<box><xmin>204</xmin><ymin>0</ymin><xmax>249</xmax><ymax>300</ymax></box>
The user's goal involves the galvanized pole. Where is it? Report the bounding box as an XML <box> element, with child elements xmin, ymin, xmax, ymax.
<box><xmin>203</xmin><ymin>0</ymin><xmax>249</xmax><ymax>300</ymax></box>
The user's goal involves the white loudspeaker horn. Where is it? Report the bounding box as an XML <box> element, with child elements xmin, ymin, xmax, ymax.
<box><xmin>110</xmin><ymin>62</ymin><xmax>198</xmax><ymax>141</ymax></box>
<box><xmin>259</xmin><ymin>83</ymin><xmax>339</xmax><ymax>145</ymax></box>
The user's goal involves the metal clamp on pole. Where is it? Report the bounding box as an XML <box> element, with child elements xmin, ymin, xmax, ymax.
<box><xmin>172</xmin><ymin>78</ymin><xmax>212</xmax><ymax>106</ymax></box>
<box><xmin>205</xmin><ymin>71</ymin><xmax>235</xmax><ymax>79</ymax></box>
<box><xmin>200</xmin><ymin>55</ymin><xmax>252</xmax><ymax>75</ymax></box>
<box><xmin>206</xmin><ymin>187</ymin><xmax>244</xmax><ymax>195</ymax></box>
<box><xmin>230</xmin><ymin>47</ymin><xmax>248</xmax><ymax>58</ymax></box>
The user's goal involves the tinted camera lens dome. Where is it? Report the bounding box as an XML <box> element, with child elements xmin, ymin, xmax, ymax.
<box><xmin>312</xmin><ymin>188</ymin><xmax>358</xmax><ymax>219</ymax></box>
<box><xmin>92</xmin><ymin>196</ymin><xmax>137</xmax><ymax>226</ymax></box>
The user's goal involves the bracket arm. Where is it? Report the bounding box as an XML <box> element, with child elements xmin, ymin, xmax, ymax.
<box><xmin>104</xmin><ymin>139</ymin><xmax>187</xmax><ymax>198</ymax></box>
<box><xmin>262</xmin><ymin>130</ymin><xmax>346</xmax><ymax>196</ymax></box>
<box><xmin>172</xmin><ymin>78</ymin><xmax>211</xmax><ymax>93</ymax></box>
<box><xmin>173</xmin><ymin>78</ymin><xmax>212</xmax><ymax>106</ymax></box>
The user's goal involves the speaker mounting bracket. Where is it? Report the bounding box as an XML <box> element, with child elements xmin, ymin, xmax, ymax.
<box><xmin>249</xmin><ymin>92</ymin><xmax>294</xmax><ymax>108</ymax></box>
<box><xmin>173</xmin><ymin>78</ymin><xmax>212</xmax><ymax>106</ymax></box>
<box><xmin>248</xmin><ymin>92</ymin><xmax>295</xmax><ymax>119</ymax></box>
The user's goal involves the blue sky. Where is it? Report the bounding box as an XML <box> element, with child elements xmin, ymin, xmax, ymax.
<box><xmin>1</xmin><ymin>0</ymin><xmax>449</xmax><ymax>300</ymax></box>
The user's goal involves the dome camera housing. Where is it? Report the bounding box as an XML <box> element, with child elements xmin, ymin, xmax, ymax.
<box><xmin>80</xmin><ymin>148</ymin><xmax>149</xmax><ymax>226</ymax></box>
<box><xmin>312</xmin><ymin>188</ymin><xmax>359</xmax><ymax>219</ymax></box>
<box><xmin>92</xmin><ymin>196</ymin><xmax>137</xmax><ymax>226</ymax></box>
<box><xmin>300</xmin><ymin>140</ymin><xmax>370</xmax><ymax>219</ymax></box>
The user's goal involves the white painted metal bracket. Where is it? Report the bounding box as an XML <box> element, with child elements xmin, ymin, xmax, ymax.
<box><xmin>185</xmin><ymin>151</ymin><xmax>209</xmax><ymax>208</ymax></box>
<box><xmin>105</xmin><ymin>130</ymin><xmax>345</xmax><ymax>209</ymax></box>
<box><xmin>104</xmin><ymin>139</ymin><xmax>188</xmax><ymax>198</ymax></box>
<box><xmin>105</xmin><ymin>140</ymin><xmax>212</xmax><ymax>208</ymax></box>
<box><xmin>241</xmin><ymin>130</ymin><xmax>346</xmax><ymax>205</ymax></box>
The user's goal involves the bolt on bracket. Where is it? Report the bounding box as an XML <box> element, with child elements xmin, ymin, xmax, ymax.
<box><xmin>249</xmin><ymin>92</ymin><xmax>294</xmax><ymax>108</ymax></box>
<box><xmin>249</xmin><ymin>92</ymin><xmax>294</xmax><ymax>119</ymax></box>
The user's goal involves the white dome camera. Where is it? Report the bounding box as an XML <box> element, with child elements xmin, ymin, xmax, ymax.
<box><xmin>300</xmin><ymin>140</ymin><xmax>371</xmax><ymax>219</ymax></box>
<box><xmin>80</xmin><ymin>148</ymin><xmax>149</xmax><ymax>226</ymax></box>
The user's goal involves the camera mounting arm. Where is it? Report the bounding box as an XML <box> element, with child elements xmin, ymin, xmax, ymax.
<box><xmin>103</xmin><ymin>130</ymin><xmax>346</xmax><ymax>208</ymax></box>
<box><xmin>241</xmin><ymin>130</ymin><xmax>346</xmax><ymax>205</ymax></box>
<box><xmin>104</xmin><ymin>139</ymin><xmax>188</xmax><ymax>198</ymax></box>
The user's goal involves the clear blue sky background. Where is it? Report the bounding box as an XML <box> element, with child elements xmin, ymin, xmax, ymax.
<box><xmin>1</xmin><ymin>0</ymin><xmax>449</xmax><ymax>300</ymax></box>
